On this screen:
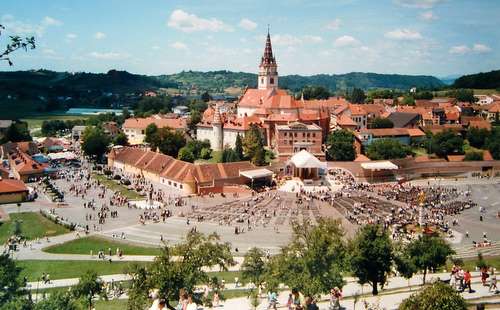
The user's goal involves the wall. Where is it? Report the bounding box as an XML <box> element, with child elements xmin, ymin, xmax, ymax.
<box><xmin>0</xmin><ymin>191</ymin><xmax>27</xmax><ymax>204</ymax></box>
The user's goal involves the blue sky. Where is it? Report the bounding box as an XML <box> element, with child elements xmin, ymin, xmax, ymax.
<box><xmin>1</xmin><ymin>0</ymin><xmax>499</xmax><ymax>77</ymax></box>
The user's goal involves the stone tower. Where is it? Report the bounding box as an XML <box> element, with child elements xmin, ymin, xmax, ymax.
<box><xmin>212</xmin><ymin>103</ymin><xmax>223</xmax><ymax>151</ymax></box>
<box><xmin>258</xmin><ymin>29</ymin><xmax>278</xmax><ymax>90</ymax></box>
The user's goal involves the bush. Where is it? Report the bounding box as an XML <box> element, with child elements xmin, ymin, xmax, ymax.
<box><xmin>464</xmin><ymin>151</ymin><xmax>483</xmax><ymax>161</ymax></box>
<box><xmin>366</xmin><ymin>139</ymin><xmax>413</xmax><ymax>160</ymax></box>
<box><xmin>399</xmin><ymin>282</ymin><xmax>467</xmax><ymax>310</ymax></box>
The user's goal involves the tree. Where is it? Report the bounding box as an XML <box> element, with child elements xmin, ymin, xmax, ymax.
<box><xmin>349</xmin><ymin>225</ymin><xmax>393</xmax><ymax>295</ymax></box>
<box><xmin>401</xmin><ymin>95</ymin><xmax>415</xmax><ymax>106</ymax></box>
<box><xmin>466</xmin><ymin>127</ymin><xmax>490</xmax><ymax>149</ymax></box>
<box><xmin>146</xmin><ymin>126</ymin><xmax>186</xmax><ymax>158</ymax></box>
<box><xmin>201</xmin><ymin>91</ymin><xmax>212</xmax><ymax>102</ymax></box>
<box><xmin>235</xmin><ymin>133</ymin><xmax>244</xmax><ymax>160</ymax></box>
<box><xmin>370</xmin><ymin>117</ymin><xmax>394</xmax><ymax>129</ymax></box>
<box><xmin>301</xmin><ymin>86</ymin><xmax>331</xmax><ymax>100</ymax></box>
<box><xmin>403</xmin><ymin>234</ymin><xmax>454</xmax><ymax>285</ymax></box>
<box><xmin>486</xmin><ymin>127</ymin><xmax>500</xmax><ymax>159</ymax></box>
<box><xmin>326</xmin><ymin>129</ymin><xmax>356</xmax><ymax>161</ymax></box>
<box><xmin>188</xmin><ymin>110</ymin><xmax>202</xmax><ymax>132</ymax></box>
<box><xmin>72</xmin><ymin>270</ymin><xmax>105</xmax><ymax>310</ymax></box>
<box><xmin>127</xmin><ymin>231</ymin><xmax>235</xmax><ymax>310</ymax></box>
<box><xmin>113</xmin><ymin>132</ymin><xmax>129</xmax><ymax>146</ymax></box>
<box><xmin>144</xmin><ymin>123</ymin><xmax>158</xmax><ymax>144</ymax></box>
<box><xmin>348</xmin><ymin>88</ymin><xmax>366</xmax><ymax>104</ymax></box>
<box><xmin>241</xmin><ymin>247</ymin><xmax>266</xmax><ymax>288</ymax></box>
<box><xmin>35</xmin><ymin>290</ymin><xmax>78</xmax><ymax>310</ymax></box>
<box><xmin>134</xmin><ymin>95</ymin><xmax>173</xmax><ymax>115</ymax></box>
<box><xmin>394</xmin><ymin>248</ymin><xmax>418</xmax><ymax>289</ymax></box>
<box><xmin>0</xmin><ymin>254</ymin><xmax>24</xmax><ymax>306</ymax></box>
<box><xmin>177</xmin><ymin>147</ymin><xmax>195</xmax><ymax>163</ymax></box>
<box><xmin>431</xmin><ymin>130</ymin><xmax>464</xmax><ymax>158</ymax></box>
<box><xmin>445</xmin><ymin>89</ymin><xmax>475</xmax><ymax>103</ymax></box>
<box><xmin>243</xmin><ymin>124</ymin><xmax>266</xmax><ymax>165</ymax></box>
<box><xmin>366</xmin><ymin>139</ymin><xmax>412</xmax><ymax>160</ymax></box>
<box><xmin>1</xmin><ymin>122</ymin><xmax>32</xmax><ymax>143</ymax></box>
<box><xmin>464</xmin><ymin>151</ymin><xmax>483</xmax><ymax>161</ymax></box>
<box><xmin>0</xmin><ymin>24</ymin><xmax>35</xmax><ymax>66</ymax></box>
<box><xmin>398</xmin><ymin>282</ymin><xmax>467</xmax><ymax>310</ymax></box>
<box><xmin>264</xmin><ymin>219</ymin><xmax>348</xmax><ymax>297</ymax></box>
<box><xmin>200</xmin><ymin>147</ymin><xmax>212</xmax><ymax>160</ymax></box>
<box><xmin>81</xmin><ymin>127</ymin><xmax>110</xmax><ymax>159</ymax></box>
<box><xmin>221</xmin><ymin>148</ymin><xmax>240</xmax><ymax>163</ymax></box>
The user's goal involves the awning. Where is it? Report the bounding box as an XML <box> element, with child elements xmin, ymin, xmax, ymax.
<box><xmin>361</xmin><ymin>161</ymin><xmax>398</xmax><ymax>170</ymax></box>
<box><xmin>47</xmin><ymin>152</ymin><xmax>77</xmax><ymax>161</ymax></box>
<box><xmin>289</xmin><ymin>150</ymin><xmax>327</xmax><ymax>169</ymax></box>
<box><xmin>240</xmin><ymin>168</ymin><xmax>273</xmax><ymax>179</ymax></box>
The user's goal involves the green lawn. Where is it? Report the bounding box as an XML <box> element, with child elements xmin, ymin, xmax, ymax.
<box><xmin>92</xmin><ymin>173</ymin><xmax>144</xmax><ymax>200</ymax></box>
<box><xmin>0</xmin><ymin>212</ymin><xmax>70</xmax><ymax>244</ymax></box>
<box><xmin>21</xmin><ymin>114</ymin><xmax>90</xmax><ymax>129</ymax></box>
<box><xmin>448</xmin><ymin>255</ymin><xmax>500</xmax><ymax>271</ymax></box>
<box><xmin>44</xmin><ymin>236</ymin><xmax>161</xmax><ymax>256</ymax></box>
<box><xmin>95</xmin><ymin>299</ymin><xmax>128</xmax><ymax>310</ymax></box>
<box><xmin>18</xmin><ymin>260</ymin><xmax>151</xmax><ymax>282</ymax></box>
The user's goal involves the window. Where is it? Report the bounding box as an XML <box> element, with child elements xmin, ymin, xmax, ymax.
<box><xmin>270</xmin><ymin>77</ymin><xmax>274</xmax><ymax>84</ymax></box>
<box><xmin>261</xmin><ymin>78</ymin><xmax>264</xmax><ymax>84</ymax></box>
<box><xmin>307</xmin><ymin>133</ymin><xmax>310</xmax><ymax>137</ymax></box>
<box><xmin>302</xmin><ymin>133</ymin><xmax>305</xmax><ymax>137</ymax></box>
<box><xmin>180</xmin><ymin>184</ymin><xmax>183</xmax><ymax>189</ymax></box>
<box><xmin>312</xmin><ymin>133</ymin><xmax>316</xmax><ymax>137</ymax></box>
<box><xmin>141</xmin><ymin>130</ymin><xmax>144</xmax><ymax>134</ymax></box>
<box><xmin>294</xmin><ymin>133</ymin><xmax>297</xmax><ymax>137</ymax></box>
<box><xmin>284</xmin><ymin>132</ymin><xmax>287</xmax><ymax>137</ymax></box>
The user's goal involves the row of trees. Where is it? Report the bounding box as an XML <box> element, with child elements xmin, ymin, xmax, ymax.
<box><xmin>0</xmin><ymin>220</ymin><xmax>462</xmax><ymax>310</ymax></box>
<box><xmin>1</xmin><ymin>253</ymin><xmax>106</xmax><ymax>310</ymax></box>
<box><xmin>0</xmin><ymin>121</ymin><xmax>32</xmax><ymax>144</ymax></box>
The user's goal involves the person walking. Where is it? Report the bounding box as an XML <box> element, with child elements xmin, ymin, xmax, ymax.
<box><xmin>464</xmin><ymin>269</ymin><xmax>473</xmax><ymax>293</ymax></box>
<box><xmin>489</xmin><ymin>268</ymin><xmax>497</xmax><ymax>292</ymax></box>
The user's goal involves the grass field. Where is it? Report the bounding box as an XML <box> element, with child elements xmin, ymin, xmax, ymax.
<box><xmin>18</xmin><ymin>260</ymin><xmax>151</xmax><ymax>281</ymax></box>
<box><xmin>21</xmin><ymin>114</ymin><xmax>90</xmax><ymax>129</ymax></box>
<box><xmin>92</xmin><ymin>173</ymin><xmax>144</xmax><ymax>200</ymax></box>
<box><xmin>44</xmin><ymin>236</ymin><xmax>161</xmax><ymax>256</ymax></box>
<box><xmin>448</xmin><ymin>255</ymin><xmax>500</xmax><ymax>271</ymax></box>
<box><xmin>0</xmin><ymin>212</ymin><xmax>70</xmax><ymax>244</ymax></box>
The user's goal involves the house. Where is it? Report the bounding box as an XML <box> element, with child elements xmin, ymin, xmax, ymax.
<box><xmin>468</xmin><ymin>119</ymin><xmax>492</xmax><ymax>131</ymax></box>
<box><xmin>173</xmin><ymin>106</ymin><xmax>189</xmax><ymax>116</ymax></box>
<box><xmin>0</xmin><ymin>178</ymin><xmax>29</xmax><ymax>204</ymax></box>
<box><xmin>123</xmin><ymin>116</ymin><xmax>188</xmax><ymax>145</ymax></box>
<box><xmin>485</xmin><ymin>102</ymin><xmax>500</xmax><ymax>122</ymax></box>
<box><xmin>102</xmin><ymin>122</ymin><xmax>121</xmax><ymax>138</ymax></box>
<box><xmin>387</xmin><ymin>112</ymin><xmax>422</xmax><ymax>128</ymax></box>
<box><xmin>274</xmin><ymin>122</ymin><xmax>324</xmax><ymax>161</ymax></box>
<box><xmin>358</xmin><ymin>128</ymin><xmax>425</xmax><ymax>146</ymax></box>
<box><xmin>108</xmin><ymin>147</ymin><xmax>258</xmax><ymax>194</ymax></box>
<box><xmin>8</xmin><ymin>149</ymin><xmax>51</xmax><ymax>182</ymax></box>
<box><xmin>474</xmin><ymin>95</ymin><xmax>494</xmax><ymax>105</ymax></box>
<box><xmin>1</xmin><ymin>141</ymin><xmax>39</xmax><ymax>159</ymax></box>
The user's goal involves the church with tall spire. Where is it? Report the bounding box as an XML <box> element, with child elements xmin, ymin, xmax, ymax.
<box><xmin>197</xmin><ymin>30</ymin><xmax>347</xmax><ymax>159</ymax></box>
<box><xmin>258</xmin><ymin>30</ymin><xmax>278</xmax><ymax>90</ymax></box>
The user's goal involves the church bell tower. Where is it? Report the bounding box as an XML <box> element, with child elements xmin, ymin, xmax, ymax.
<box><xmin>258</xmin><ymin>29</ymin><xmax>278</xmax><ymax>90</ymax></box>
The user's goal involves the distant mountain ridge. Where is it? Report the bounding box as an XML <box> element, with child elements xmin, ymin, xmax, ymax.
<box><xmin>0</xmin><ymin>69</ymin><xmax>444</xmax><ymax>97</ymax></box>
<box><xmin>158</xmin><ymin>70</ymin><xmax>445</xmax><ymax>92</ymax></box>
<box><xmin>452</xmin><ymin>69</ymin><xmax>500</xmax><ymax>89</ymax></box>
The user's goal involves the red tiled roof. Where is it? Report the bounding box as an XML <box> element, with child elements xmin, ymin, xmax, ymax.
<box><xmin>468</xmin><ymin>120</ymin><xmax>492</xmax><ymax>130</ymax></box>
<box><xmin>0</xmin><ymin>178</ymin><xmax>28</xmax><ymax>194</ymax></box>
<box><xmin>337</xmin><ymin>115</ymin><xmax>357</xmax><ymax>126</ymax></box>
<box><xmin>483</xmin><ymin>150</ymin><xmax>494</xmax><ymax>161</ymax></box>
<box><xmin>123</xmin><ymin>117</ymin><xmax>187</xmax><ymax>131</ymax></box>
<box><xmin>407</xmin><ymin>128</ymin><xmax>426</xmax><ymax>137</ymax></box>
<box><xmin>447</xmin><ymin>155</ymin><xmax>465</xmax><ymax>162</ymax></box>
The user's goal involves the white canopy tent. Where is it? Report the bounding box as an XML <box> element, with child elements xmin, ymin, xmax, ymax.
<box><xmin>47</xmin><ymin>151</ymin><xmax>77</xmax><ymax>161</ymax></box>
<box><xmin>360</xmin><ymin>161</ymin><xmax>398</xmax><ymax>171</ymax></box>
<box><xmin>288</xmin><ymin>150</ymin><xmax>327</xmax><ymax>180</ymax></box>
<box><xmin>289</xmin><ymin>150</ymin><xmax>327</xmax><ymax>169</ymax></box>
<box><xmin>240</xmin><ymin>168</ymin><xmax>273</xmax><ymax>180</ymax></box>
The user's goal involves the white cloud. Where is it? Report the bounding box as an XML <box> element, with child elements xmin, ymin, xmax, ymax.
<box><xmin>1</xmin><ymin>14</ymin><xmax>61</xmax><ymax>36</ymax></box>
<box><xmin>303</xmin><ymin>35</ymin><xmax>323</xmax><ymax>43</ymax></box>
<box><xmin>42</xmin><ymin>16</ymin><xmax>62</xmax><ymax>26</ymax></box>
<box><xmin>334</xmin><ymin>35</ymin><xmax>360</xmax><ymax>47</ymax></box>
<box><xmin>66</xmin><ymin>33</ymin><xmax>77</xmax><ymax>41</ymax></box>
<box><xmin>325</xmin><ymin>18</ymin><xmax>341</xmax><ymax>30</ymax></box>
<box><xmin>167</xmin><ymin>9</ymin><xmax>232</xmax><ymax>32</ymax></box>
<box><xmin>272</xmin><ymin>34</ymin><xmax>303</xmax><ymax>46</ymax></box>
<box><xmin>94</xmin><ymin>32</ymin><xmax>106</xmax><ymax>40</ymax></box>
<box><xmin>384</xmin><ymin>29</ymin><xmax>422</xmax><ymax>40</ymax></box>
<box><xmin>449</xmin><ymin>43</ymin><xmax>492</xmax><ymax>54</ymax></box>
<box><xmin>89</xmin><ymin>51</ymin><xmax>128</xmax><ymax>60</ymax></box>
<box><xmin>449</xmin><ymin>45</ymin><xmax>470</xmax><ymax>54</ymax></box>
<box><xmin>239</xmin><ymin>18</ymin><xmax>257</xmax><ymax>31</ymax></box>
<box><xmin>152</xmin><ymin>45</ymin><xmax>161</xmax><ymax>50</ymax></box>
<box><xmin>42</xmin><ymin>48</ymin><xmax>56</xmax><ymax>55</ymax></box>
<box><xmin>394</xmin><ymin>0</ymin><xmax>445</xmax><ymax>9</ymax></box>
<box><xmin>170</xmin><ymin>41</ymin><xmax>188</xmax><ymax>50</ymax></box>
<box><xmin>472</xmin><ymin>43</ymin><xmax>492</xmax><ymax>53</ymax></box>
<box><xmin>420</xmin><ymin>11</ymin><xmax>437</xmax><ymax>20</ymax></box>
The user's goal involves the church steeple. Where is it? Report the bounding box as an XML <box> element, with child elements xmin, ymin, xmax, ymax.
<box><xmin>258</xmin><ymin>27</ymin><xmax>278</xmax><ymax>90</ymax></box>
